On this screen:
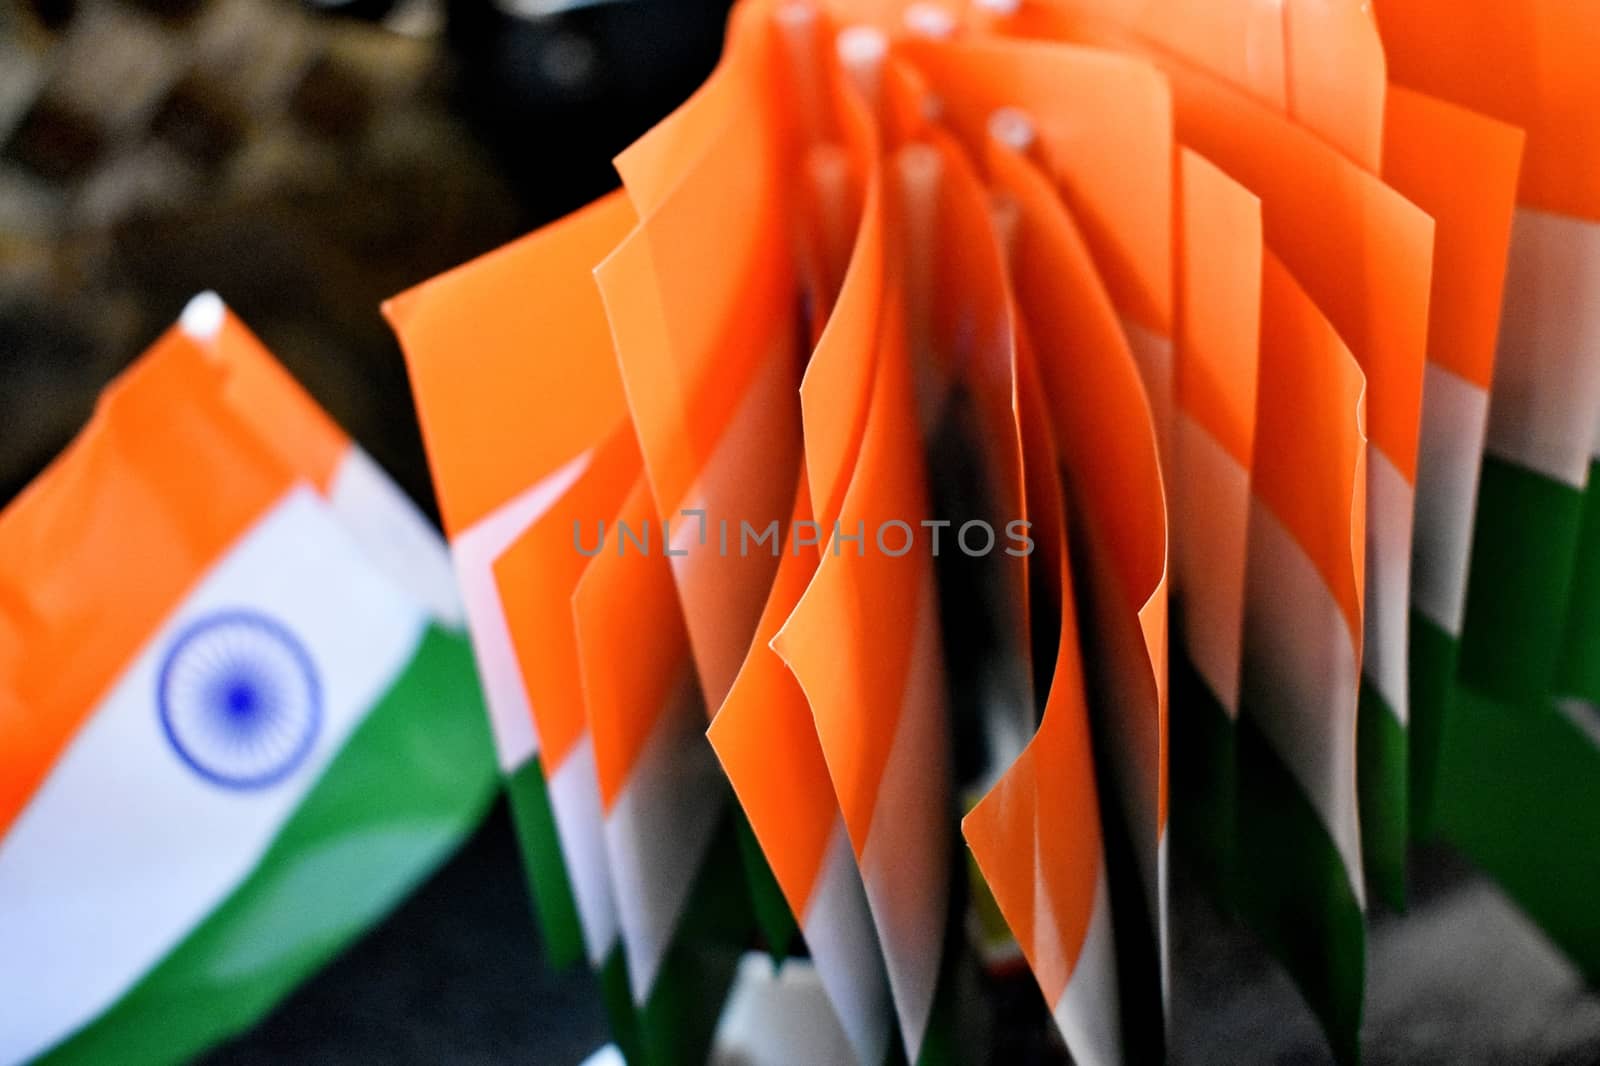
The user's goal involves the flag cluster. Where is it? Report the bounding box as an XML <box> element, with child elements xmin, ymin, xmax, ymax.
<box><xmin>388</xmin><ymin>1</ymin><xmax>1600</xmax><ymax>1063</ymax></box>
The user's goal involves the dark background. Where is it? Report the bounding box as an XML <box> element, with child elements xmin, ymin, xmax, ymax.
<box><xmin>3</xmin><ymin>1</ymin><xmax>1599</xmax><ymax>1062</ymax></box>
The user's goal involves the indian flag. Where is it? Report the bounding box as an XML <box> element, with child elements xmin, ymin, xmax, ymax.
<box><xmin>1169</xmin><ymin>147</ymin><xmax>1261</xmax><ymax>904</ymax></box>
<box><xmin>565</xmin><ymin>467</ymin><xmax>757</xmax><ymax>1066</ymax></box>
<box><xmin>1455</xmin><ymin>207</ymin><xmax>1600</xmax><ymax>702</ymax></box>
<box><xmin>0</xmin><ymin>296</ymin><xmax>493</xmax><ymax>1066</ymax></box>
<box><xmin>1372</xmin><ymin>0</ymin><xmax>1600</xmax><ymax>710</ymax></box>
<box><xmin>571</xmin><ymin>470</ymin><xmax>729</xmax><ymax>1015</ymax></box>
<box><xmin>1375</xmin><ymin>85</ymin><xmax>1523</xmax><ymax>832</ymax></box>
<box><xmin>1235</xmin><ymin>253</ymin><xmax>1368</xmax><ymax>1064</ymax></box>
<box><xmin>386</xmin><ymin>194</ymin><xmax>639</xmax><ymax>1005</ymax></box>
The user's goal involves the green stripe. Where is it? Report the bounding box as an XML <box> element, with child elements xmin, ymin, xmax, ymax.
<box><xmin>1556</xmin><ymin>458</ymin><xmax>1600</xmax><ymax>701</ymax></box>
<box><xmin>503</xmin><ymin>740</ymin><xmax>669</xmax><ymax>1061</ymax></box>
<box><xmin>1434</xmin><ymin>683</ymin><xmax>1600</xmax><ymax>985</ymax></box>
<box><xmin>1170</xmin><ymin>638</ymin><xmax>1238</xmax><ymax>913</ymax></box>
<box><xmin>1357</xmin><ymin>679</ymin><xmax>1407</xmax><ymax>910</ymax></box>
<box><xmin>598</xmin><ymin>944</ymin><xmax>644</xmax><ymax>1064</ymax></box>
<box><xmin>911</xmin><ymin>929</ymin><xmax>968</xmax><ymax>1066</ymax></box>
<box><xmin>631</xmin><ymin>806</ymin><xmax>756</xmax><ymax>1066</ymax></box>
<box><xmin>1235</xmin><ymin>714</ymin><xmax>1366</xmax><ymax>1066</ymax></box>
<box><xmin>504</xmin><ymin>756</ymin><xmax>586</xmax><ymax>969</ymax></box>
<box><xmin>39</xmin><ymin>624</ymin><xmax>498</xmax><ymax>1066</ymax></box>
<box><xmin>734</xmin><ymin>809</ymin><xmax>797</xmax><ymax>964</ymax></box>
<box><xmin>1407</xmin><ymin>612</ymin><xmax>1458</xmax><ymax>838</ymax></box>
<box><xmin>520</xmin><ymin>805</ymin><xmax>757</xmax><ymax>1066</ymax></box>
<box><xmin>1458</xmin><ymin>455</ymin><xmax>1585</xmax><ymax>704</ymax></box>
<box><xmin>507</xmin><ymin>773</ymin><xmax>761</xmax><ymax>1064</ymax></box>
<box><xmin>914</xmin><ymin>820</ymin><xmax>982</xmax><ymax>1066</ymax></box>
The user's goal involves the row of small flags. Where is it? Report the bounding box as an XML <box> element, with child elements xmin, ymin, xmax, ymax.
<box><xmin>2</xmin><ymin>0</ymin><xmax>1597</xmax><ymax>1063</ymax></box>
<box><xmin>388</xmin><ymin>0</ymin><xmax>1600</xmax><ymax>1062</ymax></box>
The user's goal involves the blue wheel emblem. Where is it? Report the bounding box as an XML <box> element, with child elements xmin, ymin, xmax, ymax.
<box><xmin>157</xmin><ymin>610</ymin><xmax>322</xmax><ymax>789</ymax></box>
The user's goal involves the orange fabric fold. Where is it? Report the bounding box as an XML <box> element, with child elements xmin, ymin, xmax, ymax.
<box><xmin>383</xmin><ymin>191</ymin><xmax>637</xmax><ymax>538</ymax></box>
<box><xmin>1375</xmin><ymin>0</ymin><xmax>1600</xmax><ymax>219</ymax></box>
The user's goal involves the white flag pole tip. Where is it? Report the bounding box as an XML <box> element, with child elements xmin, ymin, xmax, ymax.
<box><xmin>776</xmin><ymin>2</ymin><xmax>828</xmax><ymax>146</ymax></box>
<box><xmin>774</xmin><ymin>0</ymin><xmax>816</xmax><ymax>31</ymax></box>
<box><xmin>179</xmin><ymin>291</ymin><xmax>226</xmax><ymax>343</ymax></box>
<box><xmin>903</xmin><ymin>3</ymin><xmax>957</xmax><ymax>38</ymax></box>
<box><xmin>836</xmin><ymin>25</ymin><xmax>888</xmax><ymax>115</ymax></box>
<box><xmin>807</xmin><ymin>142</ymin><xmax>854</xmax><ymax>296</ymax></box>
<box><xmin>987</xmin><ymin>106</ymin><xmax>1036</xmax><ymax>155</ymax></box>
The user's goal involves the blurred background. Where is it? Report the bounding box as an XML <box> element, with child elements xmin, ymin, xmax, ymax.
<box><xmin>3</xmin><ymin>1</ymin><xmax>1600</xmax><ymax>1062</ymax></box>
<box><xmin>0</xmin><ymin>0</ymin><xmax>729</xmax><ymax>510</ymax></box>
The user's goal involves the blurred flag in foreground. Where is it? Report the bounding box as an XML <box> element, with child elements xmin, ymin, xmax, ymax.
<box><xmin>0</xmin><ymin>294</ymin><xmax>495</xmax><ymax>1066</ymax></box>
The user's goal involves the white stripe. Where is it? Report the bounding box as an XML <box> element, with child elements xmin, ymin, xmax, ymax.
<box><xmin>547</xmin><ymin>734</ymin><xmax>619</xmax><ymax>967</ymax></box>
<box><xmin>178</xmin><ymin>290</ymin><xmax>225</xmax><ymax>340</ymax></box>
<box><xmin>1364</xmin><ymin>449</ymin><xmax>1414</xmax><ymax>725</ymax></box>
<box><xmin>1486</xmin><ymin>207</ymin><xmax>1600</xmax><ymax>489</ymax></box>
<box><xmin>1242</xmin><ymin>498</ymin><xmax>1365</xmax><ymax>906</ymax></box>
<box><xmin>1049</xmin><ymin>865</ymin><xmax>1122</xmax><ymax>1066</ymax></box>
<box><xmin>328</xmin><ymin>447</ymin><xmax>465</xmax><ymax>629</ymax></box>
<box><xmin>449</xmin><ymin>450</ymin><xmax>592</xmax><ymax>771</ymax></box>
<box><xmin>1412</xmin><ymin>364</ymin><xmax>1490</xmax><ymax>636</ymax></box>
<box><xmin>1122</xmin><ymin>316</ymin><xmax>1175</xmax><ymax>478</ymax></box>
<box><xmin>604</xmin><ymin>671</ymin><xmax>725</xmax><ymax>1004</ymax></box>
<box><xmin>1173</xmin><ymin>411</ymin><xmax>1249</xmax><ymax>715</ymax></box>
<box><xmin>800</xmin><ymin>821</ymin><xmax>893</xmax><ymax>1066</ymax></box>
<box><xmin>856</xmin><ymin>580</ymin><xmax>950</xmax><ymax>1062</ymax></box>
<box><xmin>0</xmin><ymin>487</ymin><xmax>426</xmax><ymax>1064</ymax></box>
